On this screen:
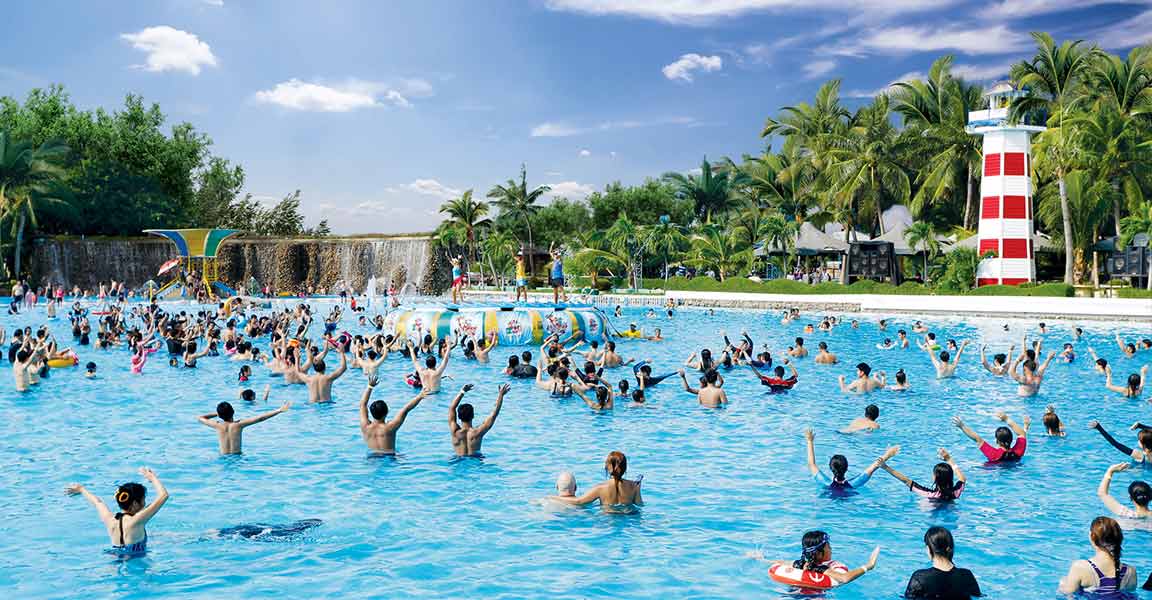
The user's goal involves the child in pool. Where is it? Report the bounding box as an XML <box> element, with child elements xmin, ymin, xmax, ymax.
<box><xmin>746</xmin><ymin>530</ymin><xmax>880</xmax><ymax>586</ymax></box>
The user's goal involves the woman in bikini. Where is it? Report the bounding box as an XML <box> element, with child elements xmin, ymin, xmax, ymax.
<box><xmin>67</xmin><ymin>467</ymin><xmax>169</xmax><ymax>557</ymax></box>
<box><xmin>549</xmin><ymin>451</ymin><xmax>642</xmax><ymax>512</ymax></box>
<box><xmin>1057</xmin><ymin>516</ymin><xmax>1138</xmax><ymax>594</ymax></box>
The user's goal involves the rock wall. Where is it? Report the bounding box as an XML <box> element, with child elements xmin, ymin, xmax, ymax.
<box><xmin>30</xmin><ymin>236</ymin><xmax>445</xmax><ymax>294</ymax></box>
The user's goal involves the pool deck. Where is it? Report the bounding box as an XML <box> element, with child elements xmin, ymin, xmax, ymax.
<box><xmin>463</xmin><ymin>290</ymin><xmax>1152</xmax><ymax>322</ymax></box>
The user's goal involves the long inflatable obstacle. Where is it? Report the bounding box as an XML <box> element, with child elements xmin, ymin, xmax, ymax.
<box><xmin>385</xmin><ymin>304</ymin><xmax>609</xmax><ymax>345</ymax></box>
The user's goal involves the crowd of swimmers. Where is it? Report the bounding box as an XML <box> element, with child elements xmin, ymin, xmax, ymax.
<box><xmin>5</xmin><ymin>291</ymin><xmax>1151</xmax><ymax>595</ymax></box>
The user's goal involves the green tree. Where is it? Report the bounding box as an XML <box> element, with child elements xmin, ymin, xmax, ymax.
<box><xmin>439</xmin><ymin>189</ymin><xmax>490</xmax><ymax>267</ymax></box>
<box><xmin>604</xmin><ymin>213</ymin><xmax>643</xmax><ymax>288</ymax></box>
<box><xmin>761</xmin><ymin>212</ymin><xmax>800</xmax><ymax>273</ymax></box>
<box><xmin>662</xmin><ymin>158</ymin><xmax>737</xmax><ymax>222</ymax></box>
<box><xmin>761</xmin><ymin>79</ymin><xmax>850</xmax><ymax>172</ymax></box>
<box><xmin>1036</xmin><ymin>170</ymin><xmax>1111</xmax><ymax>282</ymax></box>
<box><xmin>687</xmin><ymin>224</ymin><xmax>751</xmax><ymax>281</ymax></box>
<box><xmin>587</xmin><ymin>179</ymin><xmax>692</xmax><ymax>229</ymax></box>
<box><xmin>194</xmin><ymin>157</ymin><xmax>246</xmax><ymax>227</ymax></box>
<box><xmin>1118</xmin><ymin>201</ymin><xmax>1152</xmax><ymax>289</ymax></box>
<box><xmin>529</xmin><ymin>197</ymin><xmax>591</xmax><ymax>250</ymax></box>
<box><xmin>903</xmin><ymin>221</ymin><xmax>941</xmax><ymax>283</ymax></box>
<box><xmin>1010</xmin><ymin>32</ymin><xmax>1102</xmax><ymax>284</ymax></box>
<box><xmin>487</xmin><ymin>164</ymin><xmax>549</xmax><ymax>272</ymax></box>
<box><xmin>642</xmin><ymin>217</ymin><xmax>687</xmax><ymax>283</ymax></box>
<box><xmin>0</xmin><ymin>131</ymin><xmax>71</xmax><ymax>277</ymax></box>
<box><xmin>827</xmin><ymin>94</ymin><xmax>910</xmax><ymax>235</ymax></box>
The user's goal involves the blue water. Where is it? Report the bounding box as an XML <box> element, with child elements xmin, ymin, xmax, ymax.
<box><xmin>3</xmin><ymin>301</ymin><xmax>1151</xmax><ymax>599</ymax></box>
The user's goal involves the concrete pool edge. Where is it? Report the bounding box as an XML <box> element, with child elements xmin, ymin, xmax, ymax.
<box><xmin>463</xmin><ymin>290</ymin><xmax>1152</xmax><ymax>322</ymax></box>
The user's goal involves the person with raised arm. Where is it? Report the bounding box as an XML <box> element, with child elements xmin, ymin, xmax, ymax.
<box><xmin>1103</xmin><ymin>364</ymin><xmax>1147</xmax><ymax>398</ymax></box>
<box><xmin>301</xmin><ymin>345</ymin><xmax>347</xmax><ymax>403</ymax></box>
<box><xmin>1089</xmin><ymin>420</ymin><xmax>1152</xmax><ymax>463</ymax></box>
<box><xmin>749</xmin><ymin>361</ymin><xmax>799</xmax><ymax>394</ymax></box>
<box><xmin>197</xmin><ymin>386</ymin><xmax>290</xmax><ymax>455</ymax></box>
<box><xmin>1097</xmin><ymin>463</ymin><xmax>1151</xmax><ymax>519</ymax></box>
<box><xmin>979</xmin><ymin>343</ymin><xmax>1014</xmax><ymax>376</ymax></box>
<box><xmin>449</xmin><ymin>383</ymin><xmax>508</xmax><ymax>457</ymax></box>
<box><xmin>925</xmin><ymin>339</ymin><xmax>968</xmax><ymax>378</ymax></box>
<box><xmin>359</xmin><ymin>374</ymin><xmax>428</xmax><ymax>455</ymax></box>
<box><xmin>407</xmin><ymin>337</ymin><xmax>454</xmax><ymax>393</ymax></box>
<box><xmin>677</xmin><ymin>368</ymin><xmax>727</xmax><ymax>407</ymax></box>
<box><xmin>879</xmin><ymin>448</ymin><xmax>966</xmax><ymax>502</ymax></box>
<box><xmin>838</xmin><ymin>362</ymin><xmax>885</xmax><ymax>394</ymax></box>
<box><xmin>1010</xmin><ymin>350</ymin><xmax>1056</xmax><ymax>397</ymax></box>
<box><xmin>804</xmin><ymin>428</ymin><xmax>897</xmax><ymax>490</ymax></box>
<box><xmin>952</xmin><ymin>412</ymin><xmax>1030</xmax><ymax>463</ymax></box>
<box><xmin>66</xmin><ymin>467</ymin><xmax>170</xmax><ymax>556</ymax></box>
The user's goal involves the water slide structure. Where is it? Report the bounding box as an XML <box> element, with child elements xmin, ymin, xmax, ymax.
<box><xmin>143</xmin><ymin>229</ymin><xmax>242</xmax><ymax>300</ymax></box>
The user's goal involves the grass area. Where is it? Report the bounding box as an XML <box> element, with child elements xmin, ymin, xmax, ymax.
<box><xmin>658</xmin><ymin>276</ymin><xmax>1075</xmax><ymax>297</ymax></box>
<box><xmin>1117</xmin><ymin>288</ymin><xmax>1152</xmax><ymax>299</ymax></box>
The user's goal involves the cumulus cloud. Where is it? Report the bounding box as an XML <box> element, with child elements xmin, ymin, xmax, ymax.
<box><xmin>400</xmin><ymin>179</ymin><xmax>463</xmax><ymax>200</ymax></box>
<box><xmin>544</xmin><ymin>0</ymin><xmax>952</xmax><ymax>24</ymax></box>
<box><xmin>952</xmin><ymin>62</ymin><xmax>1012</xmax><ymax>81</ymax></box>
<box><xmin>253</xmin><ymin>78</ymin><xmax>431</xmax><ymax>112</ymax></box>
<box><xmin>662</xmin><ymin>53</ymin><xmax>723</xmax><ymax>82</ymax></box>
<box><xmin>546</xmin><ymin>181</ymin><xmax>595</xmax><ymax>199</ymax></box>
<box><xmin>201</xmin><ymin>0</ymin><xmax>224</xmax><ymax>6</ymax></box>
<box><xmin>845</xmin><ymin>71</ymin><xmax>925</xmax><ymax>98</ymax></box>
<box><xmin>120</xmin><ymin>26</ymin><xmax>218</xmax><ymax>75</ymax></box>
<box><xmin>578</xmin><ymin>149</ymin><xmax>592</xmax><ymax>157</ymax></box>
<box><xmin>530</xmin><ymin>116</ymin><xmax>696</xmax><ymax>137</ymax></box>
<box><xmin>803</xmin><ymin>59</ymin><xmax>837</xmax><ymax>79</ymax></box>
<box><xmin>1089</xmin><ymin>9</ymin><xmax>1152</xmax><ymax>49</ymax></box>
<box><xmin>984</xmin><ymin>0</ymin><xmax>1147</xmax><ymax>19</ymax></box>
<box><xmin>849</xmin><ymin>25</ymin><xmax>1031</xmax><ymax>56</ymax></box>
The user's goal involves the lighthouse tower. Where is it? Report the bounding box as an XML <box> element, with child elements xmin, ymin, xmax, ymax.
<box><xmin>966</xmin><ymin>82</ymin><xmax>1046</xmax><ymax>286</ymax></box>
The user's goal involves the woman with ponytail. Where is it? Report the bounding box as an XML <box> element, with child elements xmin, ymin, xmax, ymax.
<box><xmin>1059</xmin><ymin>516</ymin><xmax>1138</xmax><ymax>594</ymax></box>
<box><xmin>880</xmin><ymin>448</ymin><xmax>967</xmax><ymax>502</ymax></box>
<box><xmin>1097</xmin><ymin>463</ymin><xmax>1152</xmax><ymax>518</ymax></box>
<box><xmin>905</xmin><ymin>527</ymin><xmax>981</xmax><ymax>598</ymax></box>
<box><xmin>66</xmin><ymin>467</ymin><xmax>169</xmax><ymax>556</ymax></box>
<box><xmin>551</xmin><ymin>451</ymin><xmax>642</xmax><ymax>512</ymax></box>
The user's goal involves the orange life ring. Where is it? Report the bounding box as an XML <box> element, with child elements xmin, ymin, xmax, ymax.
<box><xmin>767</xmin><ymin>564</ymin><xmax>839</xmax><ymax>590</ymax></box>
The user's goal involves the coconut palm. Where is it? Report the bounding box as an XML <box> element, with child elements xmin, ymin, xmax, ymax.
<box><xmin>903</xmin><ymin>221</ymin><xmax>942</xmax><ymax>283</ymax></box>
<box><xmin>827</xmin><ymin>94</ymin><xmax>910</xmax><ymax>236</ymax></box>
<box><xmin>761</xmin><ymin>79</ymin><xmax>851</xmax><ymax>171</ymax></box>
<box><xmin>0</xmin><ymin>132</ymin><xmax>71</xmax><ymax>278</ymax></box>
<box><xmin>642</xmin><ymin>216</ymin><xmax>687</xmax><ymax>283</ymax></box>
<box><xmin>487</xmin><ymin>164</ymin><xmax>550</xmax><ymax>272</ymax></box>
<box><xmin>1119</xmin><ymin>200</ymin><xmax>1152</xmax><ymax>289</ymax></box>
<box><xmin>481</xmin><ymin>229</ymin><xmax>518</xmax><ymax>285</ymax></box>
<box><xmin>604</xmin><ymin>214</ymin><xmax>643</xmax><ymax>288</ymax></box>
<box><xmin>762</xmin><ymin>212</ymin><xmax>800</xmax><ymax>273</ymax></box>
<box><xmin>662</xmin><ymin>157</ymin><xmax>737</xmax><ymax>222</ymax></box>
<box><xmin>891</xmin><ymin>55</ymin><xmax>986</xmax><ymax>228</ymax></box>
<box><xmin>1009</xmin><ymin>32</ymin><xmax>1102</xmax><ymax>284</ymax></box>
<box><xmin>1036</xmin><ymin>170</ymin><xmax>1111</xmax><ymax>282</ymax></box>
<box><xmin>438</xmin><ymin>189</ymin><xmax>489</xmax><ymax>266</ymax></box>
<box><xmin>687</xmin><ymin>224</ymin><xmax>751</xmax><ymax>282</ymax></box>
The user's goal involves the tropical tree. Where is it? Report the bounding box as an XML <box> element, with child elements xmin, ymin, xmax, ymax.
<box><xmin>662</xmin><ymin>157</ymin><xmax>737</xmax><ymax>222</ymax></box>
<box><xmin>1009</xmin><ymin>32</ymin><xmax>1102</xmax><ymax>284</ymax></box>
<box><xmin>891</xmin><ymin>55</ymin><xmax>986</xmax><ymax>228</ymax></box>
<box><xmin>603</xmin><ymin>213</ymin><xmax>644</xmax><ymax>288</ymax></box>
<box><xmin>903</xmin><ymin>221</ymin><xmax>942</xmax><ymax>283</ymax></box>
<box><xmin>761</xmin><ymin>79</ymin><xmax>851</xmax><ymax>171</ymax></box>
<box><xmin>686</xmin><ymin>224</ymin><xmax>751</xmax><ymax>281</ymax></box>
<box><xmin>0</xmin><ymin>131</ymin><xmax>70</xmax><ymax>277</ymax></box>
<box><xmin>762</xmin><ymin>212</ymin><xmax>800</xmax><ymax>273</ymax></box>
<box><xmin>439</xmin><ymin>189</ymin><xmax>489</xmax><ymax>267</ymax></box>
<box><xmin>642</xmin><ymin>216</ymin><xmax>687</xmax><ymax>283</ymax></box>
<box><xmin>827</xmin><ymin>94</ymin><xmax>910</xmax><ymax>235</ymax></box>
<box><xmin>1119</xmin><ymin>201</ymin><xmax>1152</xmax><ymax>289</ymax></box>
<box><xmin>481</xmin><ymin>229</ymin><xmax>518</xmax><ymax>285</ymax></box>
<box><xmin>487</xmin><ymin>164</ymin><xmax>550</xmax><ymax>272</ymax></box>
<box><xmin>1036</xmin><ymin>170</ymin><xmax>1111</xmax><ymax>282</ymax></box>
<box><xmin>573</xmin><ymin>230</ymin><xmax>630</xmax><ymax>287</ymax></box>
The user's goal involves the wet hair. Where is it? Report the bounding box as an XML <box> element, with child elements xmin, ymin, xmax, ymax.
<box><xmin>1042</xmin><ymin>410</ymin><xmax>1062</xmax><ymax>435</ymax></box>
<box><xmin>605</xmin><ymin>451</ymin><xmax>627</xmax><ymax>499</ymax></box>
<box><xmin>589</xmin><ymin>341</ymin><xmax>599</xmax><ymax>349</ymax></box>
<box><xmin>794</xmin><ymin>337</ymin><xmax>804</xmax><ymax>346</ymax></box>
<box><xmin>313</xmin><ymin>360</ymin><xmax>327</xmax><ymax>374</ymax></box>
<box><xmin>217</xmin><ymin>401</ymin><xmax>235</xmax><ymax>421</ymax></box>
<box><xmin>618</xmin><ymin>379</ymin><xmax>630</xmax><ymax>394</ymax></box>
<box><xmin>521</xmin><ymin>351</ymin><xmax>532</xmax><ymax>363</ymax></box>
<box><xmin>640</xmin><ymin>364</ymin><xmax>652</xmax><ymax>376</ymax></box>
<box><xmin>1127</xmin><ymin>373</ymin><xmax>1142</xmax><ymax>393</ymax></box>
<box><xmin>933</xmin><ymin>462</ymin><xmax>958</xmax><ymax>500</ymax></box>
<box><xmin>367</xmin><ymin>350</ymin><xmax>378</xmax><ymax>360</ymax></box>
<box><xmin>794</xmin><ymin>530</ymin><xmax>831</xmax><ymax>572</ymax></box>
<box><xmin>457</xmin><ymin>403</ymin><xmax>474</xmax><ymax>422</ymax></box>
<box><xmin>828</xmin><ymin>454</ymin><xmax>849</xmax><ymax>482</ymax></box>
<box><xmin>1126</xmin><ymin>343</ymin><xmax>1136</xmax><ymax>353</ymax></box>
<box><xmin>704</xmin><ymin>369</ymin><xmax>719</xmax><ymax>385</ymax></box>
<box><xmin>895</xmin><ymin>369</ymin><xmax>907</xmax><ymax>384</ymax></box>
<box><xmin>1023</xmin><ymin>359</ymin><xmax>1037</xmax><ymax>373</ymax></box>
<box><xmin>865</xmin><ymin>404</ymin><xmax>879</xmax><ymax>420</ymax></box>
<box><xmin>1139</xmin><ymin>430</ymin><xmax>1152</xmax><ymax>452</ymax></box>
<box><xmin>924</xmin><ymin>526</ymin><xmax>955</xmax><ymax>560</ymax></box>
<box><xmin>631</xmin><ymin>389</ymin><xmax>645</xmax><ymax>403</ymax></box>
<box><xmin>507</xmin><ymin>355</ymin><xmax>520</xmax><ymax>369</ymax></box>
<box><xmin>1128</xmin><ymin>481</ymin><xmax>1151</xmax><ymax>508</ymax></box>
<box><xmin>85</xmin><ymin>361</ymin><xmax>97</xmax><ymax>372</ymax></box>
<box><xmin>1097</xmin><ymin>358</ymin><xmax>1109</xmax><ymax>369</ymax></box>
<box><xmin>556</xmin><ymin>367</ymin><xmax>570</xmax><ymax>380</ymax></box>
<box><xmin>594</xmin><ymin>386</ymin><xmax>610</xmax><ymax>408</ymax></box>
<box><xmin>606</xmin><ymin>341</ymin><xmax>616</xmax><ymax>351</ymax></box>
<box><xmin>994</xmin><ymin>427</ymin><xmax>1018</xmax><ymax>459</ymax></box>
<box><xmin>898</xmin><ymin>329</ymin><xmax>907</xmax><ymax>336</ymax></box>
<box><xmin>939</xmin><ymin>351</ymin><xmax>951</xmax><ymax>363</ymax></box>
<box><xmin>818</xmin><ymin>341</ymin><xmax>828</xmax><ymax>350</ymax></box>
<box><xmin>856</xmin><ymin>362</ymin><xmax>871</xmax><ymax>376</ymax></box>
<box><xmin>240</xmin><ymin>389</ymin><xmax>256</xmax><ymax>402</ymax></box>
<box><xmin>115</xmin><ymin>482</ymin><xmax>146</xmax><ymax>513</ymax></box>
<box><xmin>927</xmin><ymin>332</ymin><xmax>936</xmax><ymax>341</ymax></box>
<box><xmin>993</xmin><ymin>353</ymin><xmax>1007</xmax><ymax>365</ymax></box>
<box><xmin>773</xmin><ymin>365</ymin><xmax>786</xmax><ymax>377</ymax></box>
<box><xmin>1090</xmin><ymin>516</ymin><xmax>1124</xmax><ymax>568</ymax></box>
<box><xmin>369</xmin><ymin>400</ymin><xmax>388</xmax><ymax>421</ymax></box>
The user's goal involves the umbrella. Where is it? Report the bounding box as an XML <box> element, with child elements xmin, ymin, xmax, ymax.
<box><xmin>158</xmin><ymin>258</ymin><xmax>181</xmax><ymax>276</ymax></box>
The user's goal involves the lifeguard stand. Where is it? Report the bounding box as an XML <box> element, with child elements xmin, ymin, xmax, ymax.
<box><xmin>966</xmin><ymin>82</ymin><xmax>1046</xmax><ymax>286</ymax></box>
<box><xmin>144</xmin><ymin>228</ymin><xmax>241</xmax><ymax>299</ymax></box>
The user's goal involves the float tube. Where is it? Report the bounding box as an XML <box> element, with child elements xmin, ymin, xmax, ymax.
<box><xmin>388</xmin><ymin>304</ymin><xmax>608</xmax><ymax>345</ymax></box>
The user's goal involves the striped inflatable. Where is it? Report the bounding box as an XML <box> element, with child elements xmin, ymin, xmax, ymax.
<box><xmin>386</xmin><ymin>305</ymin><xmax>607</xmax><ymax>345</ymax></box>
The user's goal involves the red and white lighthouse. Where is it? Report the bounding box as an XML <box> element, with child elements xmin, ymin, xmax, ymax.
<box><xmin>967</xmin><ymin>83</ymin><xmax>1046</xmax><ymax>286</ymax></box>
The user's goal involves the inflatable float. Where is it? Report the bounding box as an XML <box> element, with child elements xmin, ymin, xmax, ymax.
<box><xmin>385</xmin><ymin>304</ymin><xmax>608</xmax><ymax>346</ymax></box>
<box><xmin>47</xmin><ymin>354</ymin><xmax>79</xmax><ymax>368</ymax></box>
<box><xmin>767</xmin><ymin>563</ymin><xmax>840</xmax><ymax>590</ymax></box>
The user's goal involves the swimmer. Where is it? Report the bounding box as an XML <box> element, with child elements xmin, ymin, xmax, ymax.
<box><xmin>839</xmin><ymin>362</ymin><xmax>885</xmax><ymax>394</ymax></box>
<box><xmin>1073</xmin><ymin>327</ymin><xmax>1083</xmax><ymax>341</ymax></box>
<box><xmin>1043</xmin><ymin>406</ymin><xmax>1065</xmax><ymax>436</ymax></box>
<box><xmin>633</xmin><ymin>360</ymin><xmax>676</xmax><ymax>390</ymax></box>
<box><xmin>805</xmin><ymin>428</ymin><xmax>896</xmax><ymax>489</ymax></box>
<box><xmin>646</xmin><ymin>327</ymin><xmax>664</xmax><ymax>342</ymax></box>
<box><xmin>1087</xmin><ymin>348</ymin><xmax>1110</xmax><ymax>374</ymax></box>
<box><xmin>1097</xmin><ymin>463</ymin><xmax>1151</xmax><ymax>519</ymax></box>
<box><xmin>876</xmin><ymin>338</ymin><xmax>895</xmax><ymax>350</ymax></box>
<box><xmin>912</xmin><ymin>321</ymin><xmax>928</xmax><ymax>333</ymax></box>
<box><xmin>887</xmin><ymin>369</ymin><xmax>910</xmax><ymax>391</ymax></box>
<box><xmin>1060</xmin><ymin>343</ymin><xmax>1075</xmax><ymax>363</ymax></box>
<box><xmin>299</xmin><ymin>347</ymin><xmax>348</xmax><ymax>403</ymax></box>
<box><xmin>904</xmin><ymin>527</ymin><xmax>982</xmax><ymax>599</ymax></box>
<box><xmin>952</xmin><ymin>412</ymin><xmax>1029</xmax><ymax>463</ymax></box>
<box><xmin>814</xmin><ymin>341</ymin><xmax>838</xmax><ymax>365</ymax></box>
<box><xmin>1089</xmin><ymin>421</ymin><xmax>1152</xmax><ymax>463</ymax></box>
<box><xmin>841</xmin><ymin>404</ymin><xmax>881</xmax><ymax>433</ymax></box>
<box><xmin>406</xmin><ymin>339</ymin><xmax>454</xmax><ymax>393</ymax></box>
<box><xmin>879</xmin><ymin>448</ymin><xmax>966</xmax><ymax>502</ymax></box>
<box><xmin>548</xmin><ymin>451</ymin><xmax>642</xmax><ymax>512</ymax></box>
<box><xmin>979</xmin><ymin>344</ymin><xmax>1015</xmax><ymax>376</ymax></box>
<box><xmin>926</xmin><ymin>340</ymin><xmax>969</xmax><ymax>378</ymax></box>
<box><xmin>749</xmin><ymin>361</ymin><xmax>798</xmax><ymax>393</ymax></box>
<box><xmin>85</xmin><ymin>361</ymin><xmax>97</xmax><ymax>378</ymax></box>
<box><xmin>1038</xmin><ymin>322</ymin><xmax>1048</xmax><ymax>335</ymax></box>
<box><xmin>1115</xmin><ymin>333</ymin><xmax>1138</xmax><ymax>358</ymax></box>
<box><xmin>678</xmin><ymin>368</ymin><xmax>727</xmax><ymax>407</ymax></box>
<box><xmin>896</xmin><ymin>329</ymin><xmax>910</xmax><ymax>349</ymax></box>
<box><xmin>449</xmin><ymin>383</ymin><xmax>509</xmax><ymax>457</ymax></box>
<box><xmin>1010</xmin><ymin>350</ymin><xmax>1056</xmax><ymax>396</ymax></box>
<box><xmin>575</xmin><ymin>385</ymin><xmax>614</xmax><ymax>411</ymax></box>
<box><xmin>746</xmin><ymin>531</ymin><xmax>879</xmax><ymax>586</ymax></box>
<box><xmin>198</xmin><ymin>390</ymin><xmax>290</xmax><ymax>455</ymax></box>
<box><xmin>238</xmin><ymin>364</ymin><xmax>252</xmax><ymax>383</ymax></box>
<box><xmin>1057</xmin><ymin>516</ymin><xmax>1138</xmax><ymax>594</ymax></box>
<box><xmin>878</xmin><ymin>319</ymin><xmax>888</xmax><ymax>331</ymax></box>
<box><xmin>552</xmin><ymin>471</ymin><xmax>577</xmax><ymax>499</ymax></box>
<box><xmin>66</xmin><ymin>467</ymin><xmax>169</xmax><ymax>556</ymax></box>
<box><xmin>1103</xmin><ymin>365</ymin><xmax>1147</xmax><ymax>398</ymax></box>
<box><xmin>788</xmin><ymin>337</ymin><xmax>808</xmax><ymax>358</ymax></box>
<box><xmin>360</xmin><ymin>375</ymin><xmax>428</xmax><ymax>455</ymax></box>
<box><xmin>597</xmin><ymin>341</ymin><xmax>634</xmax><ymax>368</ymax></box>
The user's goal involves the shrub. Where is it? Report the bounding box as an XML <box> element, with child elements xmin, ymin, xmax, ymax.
<box><xmin>964</xmin><ymin>283</ymin><xmax>1073</xmax><ymax>297</ymax></box>
<box><xmin>1118</xmin><ymin>288</ymin><xmax>1152</xmax><ymax>299</ymax></box>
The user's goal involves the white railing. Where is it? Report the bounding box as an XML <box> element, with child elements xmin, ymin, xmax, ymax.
<box><xmin>968</xmin><ymin>107</ymin><xmax>1008</xmax><ymax>123</ymax></box>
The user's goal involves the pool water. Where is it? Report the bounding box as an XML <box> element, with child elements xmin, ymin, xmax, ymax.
<box><xmin>2</xmin><ymin>302</ymin><xmax>1151</xmax><ymax>599</ymax></box>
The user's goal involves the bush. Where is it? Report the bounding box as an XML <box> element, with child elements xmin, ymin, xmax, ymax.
<box><xmin>1118</xmin><ymin>288</ymin><xmax>1152</xmax><ymax>299</ymax></box>
<box><xmin>963</xmin><ymin>283</ymin><xmax>1073</xmax><ymax>297</ymax></box>
<box><xmin>594</xmin><ymin>279</ymin><xmax>614</xmax><ymax>292</ymax></box>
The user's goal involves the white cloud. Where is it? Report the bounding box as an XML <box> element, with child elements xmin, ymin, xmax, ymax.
<box><xmin>609</xmin><ymin>151</ymin><xmax>618</xmax><ymax>158</ymax></box>
<box><xmin>845</xmin><ymin>71</ymin><xmax>925</xmax><ymax>98</ymax></box>
<box><xmin>201</xmin><ymin>0</ymin><xmax>224</xmax><ymax>6</ymax></box>
<box><xmin>544</xmin><ymin>0</ymin><xmax>953</xmax><ymax>24</ymax></box>
<box><xmin>1089</xmin><ymin>9</ymin><xmax>1152</xmax><ymax>49</ymax></box>
<box><xmin>578</xmin><ymin>149</ymin><xmax>592</xmax><ymax>157</ymax></box>
<box><xmin>530</xmin><ymin>116</ymin><xmax>696</xmax><ymax>137</ymax></box>
<box><xmin>851</xmin><ymin>25</ymin><xmax>1030</xmax><ymax>56</ymax></box>
<box><xmin>400</xmin><ymin>179</ymin><xmax>462</xmax><ymax>200</ymax></box>
<box><xmin>253</xmin><ymin>78</ymin><xmax>429</xmax><ymax>112</ymax></box>
<box><xmin>120</xmin><ymin>26</ymin><xmax>218</xmax><ymax>75</ymax></box>
<box><xmin>952</xmin><ymin>62</ymin><xmax>1012</xmax><ymax>81</ymax></box>
<box><xmin>546</xmin><ymin>181</ymin><xmax>595</xmax><ymax>199</ymax></box>
<box><xmin>662</xmin><ymin>53</ymin><xmax>723</xmax><ymax>82</ymax></box>
<box><xmin>984</xmin><ymin>0</ymin><xmax>1148</xmax><ymax>19</ymax></box>
<box><xmin>803</xmin><ymin>59</ymin><xmax>836</xmax><ymax>79</ymax></box>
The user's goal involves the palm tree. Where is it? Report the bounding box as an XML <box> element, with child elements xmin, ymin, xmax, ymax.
<box><xmin>762</xmin><ymin>212</ymin><xmax>800</xmax><ymax>273</ymax></box>
<box><xmin>1035</xmin><ymin>170</ymin><xmax>1111</xmax><ymax>283</ymax></box>
<box><xmin>1119</xmin><ymin>201</ymin><xmax>1152</xmax><ymax>289</ymax></box>
<box><xmin>891</xmin><ymin>55</ymin><xmax>986</xmax><ymax>228</ymax></box>
<box><xmin>481</xmin><ymin>229</ymin><xmax>518</xmax><ymax>286</ymax></box>
<box><xmin>827</xmin><ymin>94</ymin><xmax>910</xmax><ymax>235</ymax></box>
<box><xmin>0</xmin><ymin>131</ymin><xmax>70</xmax><ymax>278</ymax></box>
<box><xmin>438</xmin><ymin>189</ymin><xmax>489</xmax><ymax>267</ymax></box>
<box><xmin>761</xmin><ymin>79</ymin><xmax>851</xmax><ymax>171</ymax></box>
<box><xmin>487</xmin><ymin>164</ymin><xmax>550</xmax><ymax>273</ymax></box>
<box><xmin>687</xmin><ymin>224</ymin><xmax>751</xmax><ymax>281</ymax></box>
<box><xmin>604</xmin><ymin>214</ymin><xmax>643</xmax><ymax>288</ymax></box>
<box><xmin>662</xmin><ymin>157</ymin><xmax>737</xmax><ymax>222</ymax></box>
<box><xmin>1009</xmin><ymin>32</ymin><xmax>1102</xmax><ymax>284</ymax></box>
<box><xmin>642</xmin><ymin>216</ymin><xmax>687</xmax><ymax>283</ymax></box>
<box><xmin>903</xmin><ymin>221</ymin><xmax>942</xmax><ymax>283</ymax></box>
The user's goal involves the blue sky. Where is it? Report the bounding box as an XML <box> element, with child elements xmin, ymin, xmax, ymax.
<box><xmin>3</xmin><ymin>0</ymin><xmax>1149</xmax><ymax>233</ymax></box>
